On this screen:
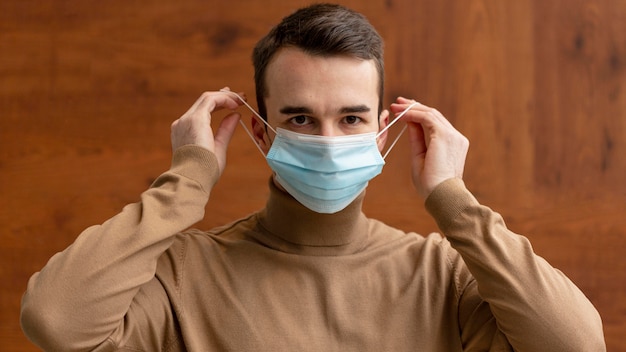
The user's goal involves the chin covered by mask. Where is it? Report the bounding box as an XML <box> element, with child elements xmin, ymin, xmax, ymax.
<box><xmin>266</xmin><ymin>128</ymin><xmax>384</xmax><ymax>213</ymax></box>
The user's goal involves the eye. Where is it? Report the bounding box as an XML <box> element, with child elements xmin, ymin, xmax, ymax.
<box><xmin>343</xmin><ymin>115</ymin><xmax>362</xmax><ymax>125</ymax></box>
<box><xmin>289</xmin><ymin>115</ymin><xmax>312</xmax><ymax>126</ymax></box>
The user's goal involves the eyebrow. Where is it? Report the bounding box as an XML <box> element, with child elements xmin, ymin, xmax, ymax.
<box><xmin>340</xmin><ymin>105</ymin><xmax>371</xmax><ymax>114</ymax></box>
<box><xmin>279</xmin><ymin>106</ymin><xmax>313</xmax><ymax>115</ymax></box>
<box><xmin>278</xmin><ymin>105</ymin><xmax>371</xmax><ymax>115</ymax></box>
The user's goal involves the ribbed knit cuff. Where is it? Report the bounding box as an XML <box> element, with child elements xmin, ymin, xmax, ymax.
<box><xmin>170</xmin><ymin>145</ymin><xmax>220</xmax><ymax>192</ymax></box>
<box><xmin>424</xmin><ymin>178</ymin><xmax>479</xmax><ymax>234</ymax></box>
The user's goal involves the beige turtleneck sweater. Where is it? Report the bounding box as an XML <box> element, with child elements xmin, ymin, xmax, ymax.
<box><xmin>21</xmin><ymin>146</ymin><xmax>605</xmax><ymax>351</ymax></box>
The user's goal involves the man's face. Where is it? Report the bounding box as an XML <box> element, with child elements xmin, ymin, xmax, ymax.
<box><xmin>261</xmin><ymin>47</ymin><xmax>385</xmax><ymax>139</ymax></box>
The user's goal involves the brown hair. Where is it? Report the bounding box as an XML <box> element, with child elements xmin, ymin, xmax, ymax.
<box><xmin>252</xmin><ymin>3</ymin><xmax>385</xmax><ymax>119</ymax></box>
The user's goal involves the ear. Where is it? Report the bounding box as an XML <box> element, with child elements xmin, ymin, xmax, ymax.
<box><xmin>251</xmin><ymin>116</ymin><xmax>271</xmax><ymax>154</ymax></box>
<box><xmin>377</xmin><ymin>109</ymin><xmax>389</xmax><ymax>152</ymax></box>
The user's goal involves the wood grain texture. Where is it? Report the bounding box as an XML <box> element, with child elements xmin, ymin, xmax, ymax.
<box><xmin>1</xmin><ymin>0</ymin><xmax>624</xmax><ymax>350</ymax></box>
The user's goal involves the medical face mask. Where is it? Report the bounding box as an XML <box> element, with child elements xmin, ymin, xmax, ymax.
<box><xmin>266</xmin><ymin>128</ymin><xmax>383</xmax><ymax>213</ymax></box>
<box><xmin>224</xmin><ymin>89</ymin><xmax>416</xmax><ymax>214</ymax></box>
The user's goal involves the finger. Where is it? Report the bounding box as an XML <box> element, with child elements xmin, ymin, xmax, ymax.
<box><xmin>213</xmin><ymin>112</ymin><xmax>241</xmax><ymax>154</ymax></box>
<box><xmin>198</xmin><ymin>92</ymin><xmax>244</xmax><ymax>115</ymax></box>
<box><xmin>392</xmin><ymin>103</ymin><xmax>455</xmax><ymax>133</ymax></box>
<box><xmin>407</xmin><ymin>122</ymin><xmax>427</xmax><ymax>194</ymax></box>
<box><xmin>393</xmin><ymin>108</ymin><xmax>437</xmax><ymax>131</ymax></box>
<box><xmin>218</xmin><ymin>86</ymin><xmax>248</xmax><ymax>101</ymax></box>
<box><xmin>390</xmin><ymin>97</ymin><xmax>425</xmax><ymax>113</ymax></box>
<box><xmin>217</xmin><ymin>86</ymin><xmax>249</xmax><ymax>105</ymax></box>
<box><xmin>396</xmin><ymin>96</ymin><xmax>420</xmax><ymax>106</ymax></box>
<box><xmin>212</xmin><ymin>112</ymin><xmax>241</xmax><ymax>173</ymax></box>
<box><xmin>218</xmin><ymin>89</ymin><xmax>252</xmax><ymax>113</ymax></box>
<box><xmin>178</xmin><ymin>93</ymin><xmax>235</xmax><ymax>125</ymax></box>
<box><xmin>394</xmin><ymin>97</ymin><xmax>456</xmax><ymax>129</ymax></box>
<box><xmin>390</xmin><ymin>99</ymin><xmax>436</xmax><ymax>125</ymax></box>
<box><xmin>391</xmin><ymin>97</ymin><xmax>437</xmax><ymax>116</ymax></box>
<box><xmin>407</xmin><ymin>121</ymin><xmax>427</xmax><ymax>157</ymax></box>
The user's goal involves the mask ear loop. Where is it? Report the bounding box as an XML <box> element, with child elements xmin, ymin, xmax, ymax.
<box><xmin>377</xmin><ymin>102</ymin><xmax>419</xmax><ymax>159</ymax></box>
<box><xmin>220</xmin><ymin>89</ymin><xmax>276</xmax><ymax>157</ymax></box>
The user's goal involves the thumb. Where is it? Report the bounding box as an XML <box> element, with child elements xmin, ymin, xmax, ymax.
<box><xmin>407</xmin><ymin>122</ymin><xmax>426</xmax><ymax>158</ymax></box>
<box><xmin>407</xmin><ymin>122</ymin><xmax>428</xmax><ymax>197</ymax></box>
<box><xmin>213</xmin><ymin>112</ymin><xmax>241</xmax><ymax>173</ymax></box>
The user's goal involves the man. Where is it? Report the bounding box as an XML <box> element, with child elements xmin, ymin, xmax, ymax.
<box><xmin>21</xmin><ymin>3</ymin><xmax>605</xmax><ymax>351</ymax></box>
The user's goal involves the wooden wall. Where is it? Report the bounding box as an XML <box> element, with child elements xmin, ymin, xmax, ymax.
<box><xmin>1</xmin><ymin>0</ymin><xmax>624</xmax><ymax>350</ymax></box>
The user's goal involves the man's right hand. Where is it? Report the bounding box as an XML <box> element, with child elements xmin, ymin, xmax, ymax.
<box><xmin>170</xmin><ymin>88</ymin><xmax>244</xmax><ymax>176</ymax></box>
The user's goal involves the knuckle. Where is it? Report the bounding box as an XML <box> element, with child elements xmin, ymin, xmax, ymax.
<box><xmin>461</xmin><ymin>136</ymin><xmax>470</xmax><ymax>148</ymax></box>
<box><xmin>200</xmin><ymin>91</ymin><xmax>215</xmax><ymax>100</ymax></box>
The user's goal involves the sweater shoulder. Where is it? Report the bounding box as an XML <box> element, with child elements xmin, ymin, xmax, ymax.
<box><xmin>157</xmin><ymin>214</ymin><xmax>260</xmax><ymax>274</ymax></box>
<box><xmin>366</xmin><ymin>217</ymin><xmax>455</xmax><ymax>255</ymax></box>
<box><xmin>366</xmin><ymin>217</ymin><xmax>473</xmax><ymax>292</ymax></box>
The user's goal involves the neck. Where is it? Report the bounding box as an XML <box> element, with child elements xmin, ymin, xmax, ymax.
<box><xmin>256</xmin><ymin>179</ymin><xmax>370</xmax><ymax>256</ymax></box>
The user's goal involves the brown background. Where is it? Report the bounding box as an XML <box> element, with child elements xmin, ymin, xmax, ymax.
<box><xmin>1</xmin><ymin>0</ymin><xmax>625</xmax><ymax>350</ymax></box>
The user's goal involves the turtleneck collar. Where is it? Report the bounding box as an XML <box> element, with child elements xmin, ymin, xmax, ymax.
<box><xmin>255</xmin><ymin>179</ymin><xmax>371</xmax><ymax>256</ymax></box>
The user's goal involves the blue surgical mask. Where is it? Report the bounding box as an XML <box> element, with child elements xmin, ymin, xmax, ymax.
<box><xmin>224</xmin><ymin>90</ymin><xmax>416</xmax><ymax>213</ymax></box>
<box><xmin>266</xmin><ymin>128</ymin><xmax>384</xmax><ymax>213</ymax></box>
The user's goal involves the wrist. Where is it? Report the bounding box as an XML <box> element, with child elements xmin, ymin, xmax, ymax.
<box><xmin>424</xmin><ymin>178</ymin><xmax>477</xmax><ymax>233</ymax></box>
<box><xmin>170</xmin><ymin>145</ymin><xmax>221</xmax><ymax>192</ymax></box>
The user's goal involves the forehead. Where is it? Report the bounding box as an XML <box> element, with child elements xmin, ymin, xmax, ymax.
<box><xmin>264</xmin><ymin>47</ymin><xmax>379</xmax><ymax>111</ymax></box>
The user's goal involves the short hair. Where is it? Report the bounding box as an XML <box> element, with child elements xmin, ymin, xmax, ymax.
<box><xmin>252</xmin><ymin>3</ymin><xmax>385</xmax><ymax>119</ymax></box>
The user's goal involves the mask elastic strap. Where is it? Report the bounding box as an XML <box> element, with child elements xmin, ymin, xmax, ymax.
<box><xmin>220</xmin><ymin>89</ymin><xmax>276</xmax><ymax>157</ymax></box>
<box><xmin>378</xmin><ymin>102</ymin><xmax>419</xmax><ymax>159</ymax></box>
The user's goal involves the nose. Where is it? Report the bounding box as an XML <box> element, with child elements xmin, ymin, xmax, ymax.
<box><xmin>319</xmin><ymin>122</ymin><xmax>340</xmax><ymax>137</ymax></box>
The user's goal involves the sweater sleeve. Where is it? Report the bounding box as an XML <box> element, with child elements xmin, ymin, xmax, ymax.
<box><xmin>425</xmin><ymin>178</ymin><xmax>606</xmax><ymax>351</ymax></box>
<box><xmin>20</xmin><ymin>145</ymin><xmax>219</xmax><ymax>352</ymax></box>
